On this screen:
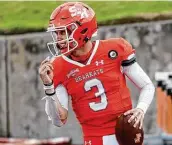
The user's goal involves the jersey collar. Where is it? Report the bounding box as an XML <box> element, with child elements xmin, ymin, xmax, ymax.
<box><xmin>62</xmin><ymin>40</ymin><xmax>99</xmax><ymax>67</ymax></box>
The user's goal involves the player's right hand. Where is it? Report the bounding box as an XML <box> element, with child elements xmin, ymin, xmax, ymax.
<box><xmin>124</xmin><ymin>108</ymin><xmax>144</xmax><ymax>129</ymax></box>
<box><xmin>39</xmin><ymin>57</ymin><xmax>54</xmax><ymax>85</ymax></box>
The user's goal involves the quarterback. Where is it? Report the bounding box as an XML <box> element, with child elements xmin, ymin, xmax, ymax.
<box><xmin>39</xmin><ymin>2</ymin><xmax>155</xmax><ymax>145</ymax></box>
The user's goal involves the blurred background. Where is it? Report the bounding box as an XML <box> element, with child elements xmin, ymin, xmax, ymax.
<box><xmin>0</xmin><ymin>1</ymin><xmax>172</xmax><ymax>145</ymax></box>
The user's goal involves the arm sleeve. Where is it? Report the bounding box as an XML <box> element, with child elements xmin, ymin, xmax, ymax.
<box><xmin>42</xmin><ymin>84</ymin><xmax>69</xmax><ymax>127</ymax></box>
<box><xmin>123</xmin><ymin>62</ymin><xmax>155</xmax><ymax>113</ymax></box>
<box><xmin>53</xmin><ymin>84</ymin><xmax>69</xmax><ymax>110</ymax></box>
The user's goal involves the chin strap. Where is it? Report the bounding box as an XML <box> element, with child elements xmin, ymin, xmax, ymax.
<box><xmin>70</xmin><ymin>41</ymin><xmax>95</xmax><ymax>63</ymax></box>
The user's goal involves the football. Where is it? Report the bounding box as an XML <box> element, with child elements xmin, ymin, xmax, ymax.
<box><xmin>115</xmin><ymin>114</ymin><xmax>144</xmax><ymax>145</ymax></box>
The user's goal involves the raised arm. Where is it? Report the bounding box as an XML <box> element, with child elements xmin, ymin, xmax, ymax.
<box><xmin>39</xmin><ymin>57</ymin><xmax>69</xmax><ymax>127</ymax></box>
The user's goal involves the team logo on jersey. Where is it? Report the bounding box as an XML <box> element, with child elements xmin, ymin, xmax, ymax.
<box><xmin>108</xmin><ymin>50</ymin><xmax>118</xmax><ymax>59</ymax></box>
<box><xmin>67</xmin><ymin>68</ymin><xmax>79</xmax><ymax>78</ymax></box>
<box><xmin>95</xmin><ymin>60</ymin><xmax>104</xmax><ymax>66</ymax></box>
<box><xmin>84</xmin><ymin>140</ymin><xmax>92</xmax><ymax>145</ymax></box>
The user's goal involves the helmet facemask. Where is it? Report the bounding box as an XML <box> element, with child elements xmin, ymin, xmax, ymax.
<box><xmin>47</xmin><ymin>23</ymin><xmax>78</xmax><ymax>57</ymax></box>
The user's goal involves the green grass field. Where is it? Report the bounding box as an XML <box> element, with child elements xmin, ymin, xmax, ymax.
<box><xmin>1</xmin><ymin>1</ymin><xmax>172</xmax><ymax>34</ymax></box>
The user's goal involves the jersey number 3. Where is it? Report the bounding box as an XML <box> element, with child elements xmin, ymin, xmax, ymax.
<box><xmin>84</xmin><ymin>78</ymin><xmax>108</xmax><ymax>111</ymax></box>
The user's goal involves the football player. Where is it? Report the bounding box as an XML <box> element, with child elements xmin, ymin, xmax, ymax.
<box><xmin>39</xmin><ymin>2</ymin><xmax>155</xmax><ymax>145</ymax></box>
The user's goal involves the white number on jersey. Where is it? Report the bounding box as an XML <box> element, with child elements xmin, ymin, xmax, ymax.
<box><xmin>84</xmin><ymin>78</ymin><xmax>108</xmax><ymax>111</ymax></box>
<box><xmin>69</xmin><ymin>6</ymin><xmax>88</xmax><ymax>19</ymax></box>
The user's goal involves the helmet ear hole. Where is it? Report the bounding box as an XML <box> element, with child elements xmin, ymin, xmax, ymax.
<box><xmin>81</xmin><ymin>28</ymin><xmax>88</xmax><ymax>34</ymax></box>
<box><xmin>84</xmin><ymin>37</ymin><xmax>89</xmax><ymax>42</ymax></box>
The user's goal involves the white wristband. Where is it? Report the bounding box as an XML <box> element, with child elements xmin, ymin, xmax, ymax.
<box><xmin>43</xmin><ymin>84</ymin><xmax>54</xmax><ymax>90</ymax></box>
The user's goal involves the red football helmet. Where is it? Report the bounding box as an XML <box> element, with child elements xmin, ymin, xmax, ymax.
<box><xmin>47</xmin><ymin>2</ymin><xmax>98</xmax><ymax>56</ymax></box>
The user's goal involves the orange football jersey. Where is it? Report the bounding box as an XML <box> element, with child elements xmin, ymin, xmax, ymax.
<box><xmin>52</xmin><ymin>38</ymin><xmax>135</xmax><ymax>137</ymax></box>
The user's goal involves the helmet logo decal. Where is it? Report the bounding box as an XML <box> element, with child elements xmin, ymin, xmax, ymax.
<box><xmin>69</xmin><ymin>6</ymin><xmax>88</xmax><ymax>19</ymax></box>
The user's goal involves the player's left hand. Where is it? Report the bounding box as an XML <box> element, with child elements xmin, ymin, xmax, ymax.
<box><xmin>124</xmin><ymin>108</ymin><xmax>144</xmax><ymax>129</ymax></box>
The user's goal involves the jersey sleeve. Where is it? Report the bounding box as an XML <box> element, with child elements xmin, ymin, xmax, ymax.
<box><xmin>51</xmin><ymin>57</ymin><xmax>64</xmax><ymax>88</ymax></box>
<box><xmin>119</xmin><ymin>38</ymin><xmax>136</xmax><ymax>66</ymax></box>
<box><xmin>53</xmin><ymin>72</ymin><xmax>62</xmax><ymax>89</ymax></box>
<box><xmin>51</xmin><ymin>57</ymin><xmax>69</xmax><ymax>110</ymax></box>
